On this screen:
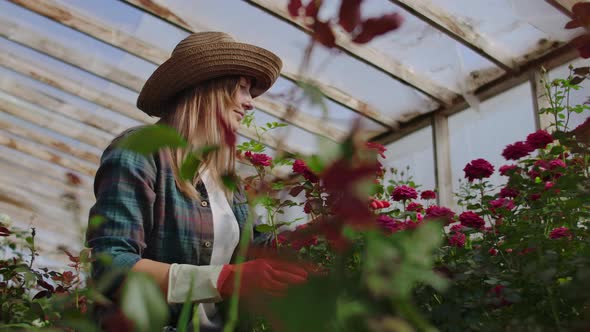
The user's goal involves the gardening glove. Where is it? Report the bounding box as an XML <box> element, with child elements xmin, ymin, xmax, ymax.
<box><xmin>216</xmin><ymin>258</ymin><xmax>308</xmax><ymax>299</ymax></box>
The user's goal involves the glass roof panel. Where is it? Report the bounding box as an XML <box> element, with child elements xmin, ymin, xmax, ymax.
<box><xmin>436</xmin><ymin>0</ymin><xmax>582</xmax><ymax>60</ymax></box>
<box><xmin>59</xmin><ymin>0</ymin><xmax>439</xmax><ymax>123</ymax></box>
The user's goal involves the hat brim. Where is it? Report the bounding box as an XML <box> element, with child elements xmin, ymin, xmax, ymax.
<box><xmin>137</xmin><ymin>42</ymin><xmax>282</xmax><ymax>116</ymax></box>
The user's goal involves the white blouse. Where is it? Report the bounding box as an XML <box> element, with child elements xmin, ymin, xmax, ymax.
<box><xmin>196</xmin><ymin>169</ymin><xmax>240</xmax><ymax>328</ymax></box>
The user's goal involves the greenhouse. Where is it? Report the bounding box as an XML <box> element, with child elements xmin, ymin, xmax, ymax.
<box><xmin>0</xmin><ymin>0</ymin><xmax>589</xmax><ymax>331</ymax></box>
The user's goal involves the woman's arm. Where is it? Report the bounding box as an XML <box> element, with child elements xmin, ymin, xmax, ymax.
<box><xmin>131</xmin><ymin>259</ymin><xmax>171</xmax><ymax>297</ymax></box>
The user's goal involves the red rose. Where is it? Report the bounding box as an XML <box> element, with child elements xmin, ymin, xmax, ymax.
<box><xmin>449</xmin><ymin>223</ymin><xmax>463</xmax><ymax>233</ymax></box>
<box><xmin>488</xmin><ymin>248</ymin><xmax>498</xmax><ymax>256</ymax></box>
<box><xmin>391</xmin><ymin>185</ymin><xmax>418</xmax><ymax>201</ymax></box>
<box><xmin>449</xmin><ymin>232</ymin><xmax>466</xmax><ymax>247</ymax></box>
<box><xmin>293</xmin><ymin>159</ymin><xmax>319</xmax><ymax>183</ymax></box>
<box><xmin>425</xmin><ymin>205</ymin><xmax>455</xmax><ymax>224</ymax></box>
<box><xmin>549</xmin><ymin>227</ymin><xmax>572</xmax><ymax>239</ymax></box>
<box><xmin>499</xmin><ymin>164</ymin><xmax>517</xmax><ymax>176</ymax></box>
<box><xmin>549</xmin><ymin>159</ymin><xmax>566</xmax><ymax>170</ymax></box>
<box><xmin>499</xmin><ymin>187</ymin><xmax>519</xmax><ymax>198</ymax></box>
<box><xmin>407</xmin><ymin>202</ymin><xmax>423</xmax><ymax>212</ymax></box>
<box><xmin>245</xmin><ymin>151</ymin><xmax>272</xmax><ymax>167</ymax></box>
<box><xmin>459</xmin><ymin>211</ymin><xmax>485</xmax><ymax>229</ymax></box>
<box><xmin>291</xmin><ymin>224</ymin><xmax>319</xmax><ymax>250</ymax></box>
<box><xmin>420</xmin><ymin>190</ymin><xmax>436</xmax><ymax>200</ymax></box>
<box><xmin>489</xmin><ymin>198</ymin><xmax>515</xmax><ymax>214</ymax></box>
<box><xmin>526</xmin><ymin>130</ymin><xmax>554</xmax><ymax>149</ymax></box>
<box><xmin>463</xmin><ymin>158</ymin><xmax>494</xmax><ymax>182</ymax></box>
<box><xmin>529</xmin><ymin>193</ymin><xmax>541</xmax><ymax>201</ymax></box>
<box><xmin>502</xmin><ymin>141</ymin><xmax>534</xmax><ymax>160</ymax></box>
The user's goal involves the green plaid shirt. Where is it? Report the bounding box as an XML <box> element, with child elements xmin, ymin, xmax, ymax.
<box><xmin>86</xmin><ymin>129</ymin><xmax>267</xmax><ymax>325</ymax></box>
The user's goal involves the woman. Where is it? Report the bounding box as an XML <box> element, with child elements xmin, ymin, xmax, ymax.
<box><xmin>86</xmin><ymin>32</ymin><xmax>308</xmax><ymax>330</ymax></box>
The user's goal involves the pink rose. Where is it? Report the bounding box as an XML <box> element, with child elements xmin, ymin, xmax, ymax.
<box><xmin>416</xmin><ymin>213</ymin><xmax>424</xmax><ymax>222</ymax></box>
<box><xmin>549</xmin><ymin>227</ymin><xmax>572</xmax><ymax>239</ymax></box>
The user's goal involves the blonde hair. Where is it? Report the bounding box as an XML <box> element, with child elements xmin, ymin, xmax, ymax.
<box><xmin>157</xmin><ymin>76</ymin><xmax>242</xmax><ymax>202</ymax></box>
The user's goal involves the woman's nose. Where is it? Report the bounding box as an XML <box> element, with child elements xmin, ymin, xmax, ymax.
<box><xmin>242</xmin><ymin>100</ymin><xmax>254</xmax><ymax>111</ymax></box>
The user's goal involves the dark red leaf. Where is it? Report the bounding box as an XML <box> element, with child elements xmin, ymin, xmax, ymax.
<box><xmin>289</xmin><ymin>185</ymin><xmax>305</xmax><ymax>197</ymax></box>
<box><xmin>65</xmin><ymin>172</ymin><xmax>82</xmax><ymax>186</ymax></box>
<box><xmin>570</xmin><ymin>76</ymin><xmax>585</xmax><ymax>85</ymax></box>
<box><xmin>312</xmin><ymin>20</ymin><xmax>337</xmax><ymax>48</ymax></box>
<box><xmin>573</xmin><ymin>66</ymin><xmax>590</xmax><ymax>76</ymax></box>
<box><xmin>287</xmin><ymin>0</ymin><xmax>303</xmax><ymax>17</ymax></box>
<box><xmin>338</xmin><ymin>0</ymin><xmax>363</xmax><ymax>33</ymax></box>
<box><xmin>305</xmin><ymin>0</ymin><xmax>322</xmax><ymax>19</ymax></box>
<box><xmin>0</xmin><ymin>226</ymin><xmax>10</xmax><ymax>237</ymax></box>
<box><xmin>572</xmin><ymin>2</ymin><xmax>590</xmax><ymax>26</ymax></box>
<box><xmin>38</xmin><ymin>279</ymin><xmax>55</xmax><ymax>293</ymax></box>
<box><xmin>571</xmin><ymin>34</ymin><xmax>590</xmax><ymax>59</ymax></box>
<box><xmin>353</xmin><ymin>13</ymin><xmax>403</xmax><ymax>44</ymax></box>
<box><xmin>61</xmin><ymin>248</ymin><xmax>80</xmax><ymax>263</ymax></box>
<box><xmin>565</xmin><ymin>20</ymin><xmax>582</xmax><ymax>29</ymax></box>
<box><xmin>33</xmin><ymin>290</ymin><xmax>50</xmax><ymax>300</ymax></box>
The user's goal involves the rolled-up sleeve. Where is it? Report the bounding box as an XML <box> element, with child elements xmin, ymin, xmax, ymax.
<box><xmin>86</xmin><ymin>147</ymin><xmax>156</xmax><ymax>288</ymax></box>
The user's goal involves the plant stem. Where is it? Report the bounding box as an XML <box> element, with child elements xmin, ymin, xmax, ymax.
<box><xmin>28</xmin><ymin>227</ymin><xmax>36</xmax><ymax>269</ymax></box>
<box><xmin>547</xmin><ymin>286</ymin><xmax>563</xmax><ymax>331</ymax></box>
<box><xmin>223</xmin><ymin>211</ymin><xmax>254</xmax><ymax>332</ymax></box>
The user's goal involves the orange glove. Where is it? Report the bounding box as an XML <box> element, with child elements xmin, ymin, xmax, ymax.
<box><xmin>216</xmin><ymin>258</ymin><xmax>308</xmax><ymax>298</ymax></box>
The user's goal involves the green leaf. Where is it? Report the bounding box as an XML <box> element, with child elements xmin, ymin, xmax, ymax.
<box><xmin>88</xmin><ymin>215</ymin><xmax>106</xmax><ymax>231</ymax></box>
<box><xmin>180</xmin><ymin>152</ymin><xmax>201</xmax><ymax>181</ymax></box>
<box><xmin>176</xmin><ymin>275</ymin><xmax>194</xmax><ymax>332</ymax></box>
<box><xmin>242</xmin><ymin>112</ymin><xmax>254</xmax><ymax>128</ymax></box>
<box><xmin>272</xmin><ymin>182</ymin><xmax>286</xmax><ymax>190</ymax></box>
<box><xmin>116</xmin><ymin>125</ymin><xmax>187</xmax><ymax>155</ymax></box>
<box><xmin>221</xmin><ymin>174</ymin><xmax>238</xmax><ymax>191</ymax></box>
<box><xmin>255</xmin><ymin>224</ymin><xmax>275</xmax><ymax>233</ymax></box>
<box><xmin>305</xmin><ymin>155</ymin><xmax>324</xmax><ymax>174</ymax></box>
<box><xmin>121</xmin><ymin>272</ymin><xmax>169</xmax><ymax>332</ymax></box>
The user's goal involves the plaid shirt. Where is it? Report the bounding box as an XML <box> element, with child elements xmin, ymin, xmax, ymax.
<box><xmin>86</xmin><ymin>129</ymin><xmax>267</xmax><ymax>326</ymax></box>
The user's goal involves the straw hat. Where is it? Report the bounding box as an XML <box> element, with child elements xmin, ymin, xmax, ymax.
<box><xmin>137</xmin><ymin>32</ymin><xmax>282</xmax><ymax>116</ymax></box>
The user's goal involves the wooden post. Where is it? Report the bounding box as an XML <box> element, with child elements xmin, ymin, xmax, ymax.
<box><xmin>432</xmin><ymin>113</ymin><xmax>454</xmax><ymax>209</ymax></box>
<box><xmin>529</xmin><ymin>71</ymin><xmax>554</xmax><ymax>132</ymax></box>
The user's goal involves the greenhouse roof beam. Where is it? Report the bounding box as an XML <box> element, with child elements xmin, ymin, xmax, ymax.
<box><xmin>389</xmin><ymin>0</ymin><xmax>516</xmax><ymax>72</ymax></box>
<box><xmin>7</xmin><ymin>0</ymin><xmax>379</xmax><ymax>140</ymax></box>
<box><xmin>374</xmin><ymin>45</ymin><xmax>580</xmax><ymax>145</ymax></box>
<box><xmin>0</xmin><ymin>50</ymin><xmax>302</xmax><ymax>154</ymax></box>
<box><xmin>245</xmin><ymin>0</ymin><xmax>459</xmax><ymax>106</ymax></box>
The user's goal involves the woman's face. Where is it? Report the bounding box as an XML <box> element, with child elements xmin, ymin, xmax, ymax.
<box><xmin>229</xmin><ymin>77</ymin><xmax>254</xmax><ymax>132</ymax></box>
